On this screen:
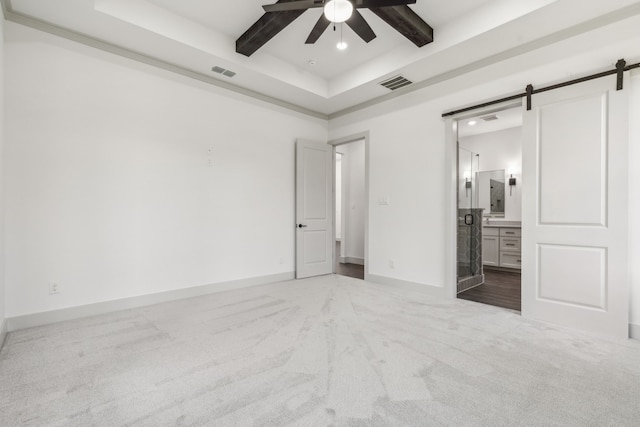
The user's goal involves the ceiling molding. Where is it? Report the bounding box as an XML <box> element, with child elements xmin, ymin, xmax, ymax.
<box><xmin>0</xmin><ymin>0</ymin><xmax>329</xmax><ymax>120</ymax></box>
<box><xmin>4</xmin><ymin>1</ymin><xmax>640</xmax><ymax>122</ymax></box>
<box><xmin>328</xmin><ymin>1</ymin><xmax>640</xmax><ymax>119</ymax></box>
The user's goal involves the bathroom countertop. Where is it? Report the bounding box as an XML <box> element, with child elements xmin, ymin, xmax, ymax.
<box><xmin>482</xmin><ymin>224</ymin><xmax>521</xmax><ymax>229</ymax></box>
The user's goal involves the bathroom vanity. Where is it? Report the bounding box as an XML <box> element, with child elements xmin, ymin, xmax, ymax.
<box><xmin>482</xmin><ymin>224</ymin><xmax>521</xmax><ymax>270</ymax></box>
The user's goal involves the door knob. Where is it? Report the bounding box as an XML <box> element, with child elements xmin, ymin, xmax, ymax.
<box><xmin>298</xmin><ymin>224</ymin><xmax>308</xmax><ymax>228</ymax></box>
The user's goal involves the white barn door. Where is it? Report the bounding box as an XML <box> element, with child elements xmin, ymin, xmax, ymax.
<box><xmin>522</xmin><ymin>76</ymin><xmax>629</xmax><ymax>339</ymax></box>
<box><xmin>295</xmin><ymin>140</ymin><xmax>333</xmax><ymax>279</ymax></box>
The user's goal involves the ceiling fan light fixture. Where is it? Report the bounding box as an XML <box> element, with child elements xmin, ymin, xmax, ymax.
<box><xmin>324</xmin><ymin>0</ymin><xmax>353</xmax><ymax>24</ymax></box>
<box><xmin>337</xmin><ymin>41</ymin><xmax>348</xmax><ymax>50</ymax></box>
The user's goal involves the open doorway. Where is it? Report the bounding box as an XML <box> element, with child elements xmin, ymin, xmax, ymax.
<box><xmin>334</xmin><ymin>139</ymin><xmax>366</xmax><ymax>280</ymax></box>
<box><xmin>455</xmin><ymin>106</ymin><xmax>523</xmax><ymax>311</ymax></box>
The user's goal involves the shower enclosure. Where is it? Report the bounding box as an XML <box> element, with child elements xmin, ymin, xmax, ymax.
<box><xmin>457</xmin><ymin>147</ymin><xmax>484</xmax><ymax>293</ymax></box>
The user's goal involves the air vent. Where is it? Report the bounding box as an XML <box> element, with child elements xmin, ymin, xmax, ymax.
<box><xmin>211</xmin><ymin>66</ymin><xmax>236</xmax><ymax>78</ymax></box>
<box><xmin>379</xmin><ymin>75</ymin><xmax>412</xmax><ymax>91</ymax></box>
<box><xmin>481</xmin><ymin>114</ymin><xmax>499</xmax><ymax>122</ymax></box>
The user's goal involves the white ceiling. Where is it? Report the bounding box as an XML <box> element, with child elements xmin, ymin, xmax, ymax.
<box><xmin>5</xmin><ymin>0</ymin><xmax>640</xmax><ymax>117</ymax></box>
<box><xmin>458</xmin><ymin>106</ymin><xmax>522</xmax><ymax>138</ymax></box>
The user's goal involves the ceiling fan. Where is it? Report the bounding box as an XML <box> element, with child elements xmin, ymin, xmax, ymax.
<box><xmin>236</xmin><ymin>0</ymin><xmax>433</xmax><ymax>57</ymax></box>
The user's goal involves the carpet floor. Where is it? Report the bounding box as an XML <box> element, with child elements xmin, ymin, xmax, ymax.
<box><xmin>1</xmin><ymin>274</ymin><xmax>639</xmax><ymax>426</ymax></box>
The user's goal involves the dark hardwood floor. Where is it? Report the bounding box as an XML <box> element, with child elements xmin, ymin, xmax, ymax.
<box><xmin>457</xmin><ymin>269</ymin><xmax>521</xmax><ymax>311</ymax></box>
<box><xmin>335</xmin><ymin>241</ymin><xmax>364</xmax><ymax>280</ymax></box>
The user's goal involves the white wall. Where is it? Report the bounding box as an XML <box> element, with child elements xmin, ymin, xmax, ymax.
<box><xmin>630</xmin><ymin>70</ymin><xmax>640</xmax><ymax>330</ymax></box>
<box><xmin>335</xmin><ymin>154</ymin><xmax>342</xmax><ymax>240</ymax></box>
<box><xmin>460</xmin><ymin>127</ymin><xmax>522</xmax><ymax>221</ymax></box>
<box><xmin>329</xmin><ymin>15</ymin><xmax>640</xmax><ymax>316</ymax></box>
<box><xmin>0</xmin><ymin>8</ymin><xmax>5</xmax><ymax>328</ymax></box>
<box><xmin>3</xmin><ymin>22</ymin><xmax>327</xmax><ymax>318</ymax></box>
<box><xmin>341</xmin><ymin>139</ymin><xmax>365</xmax><ymax>262</ymax></box>
<box><xmin>333</xmin><ymin>106</ymin><xmax>443</xmax><ymax>285</ymax></box>
<box><xmin>3</xmin><ymin>12</ymin><xmax>640</xmax><ymax>335</ymax></box>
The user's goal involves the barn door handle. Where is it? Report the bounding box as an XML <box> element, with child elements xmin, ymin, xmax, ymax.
<box><xmin>298</xmin><ymin>224</ymin><xmax>308</xmax><ymax>228</ymax></box>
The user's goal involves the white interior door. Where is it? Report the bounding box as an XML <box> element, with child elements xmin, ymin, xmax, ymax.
<box><xmin>296</xmin><ymin>140</ymin><xmax>333</xmax><ymax>279</ymax></box>
<box><xmin>522</xmin><ymin>76</ymin><xmax>629</xmax><ymax>339</ymax></box>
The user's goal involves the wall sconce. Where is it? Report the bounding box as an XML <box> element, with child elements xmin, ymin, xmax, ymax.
<box><xmin>509</xmin><ymin>174</ymin><xmax>517</xmax><ymax>195</ymax></box>
<box><xmin>465</xmin><ymin>178</ymin><xmax>471</xmax><ymax>197</ymax></box>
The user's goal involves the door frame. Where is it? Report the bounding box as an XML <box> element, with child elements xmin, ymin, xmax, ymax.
<box><xmin>329</xmin><ymin>131</ymin><xmax>370</xmax><ymax>280</ymax></box>
<box><xmin>444</xmin><ymin>102</ymin><xmax>523</xmax><ymax>299</ymax></box>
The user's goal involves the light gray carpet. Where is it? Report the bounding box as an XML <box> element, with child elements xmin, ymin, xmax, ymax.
<box><xmin>1</xmin><ymin>274</ymin><xmax>639</xmax><ymax>426</ymax></box>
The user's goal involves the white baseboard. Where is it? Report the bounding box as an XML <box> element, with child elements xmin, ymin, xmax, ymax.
<box><xmin>630</xmin><ymin>323</ymin><xmax>640</xmax><ymax>340</ymax></box>
<box><xmin>366</xmin><ymin>274</ymin><xmax>447</xmax><ymax>298</ymax></box>
<box><xmin>0</xmin><ymin>319</ymin><xmax>7</xmax><ymax>352</ymax></box>
<box><xmin>7</xmin><ymin>272</ymin><xmax>294</xmax><ymax>332</ymax></box>
<box><xmin>339</xmin><ymin>257</ymin><xmax>364</xmax><ymax>266</ymax></box>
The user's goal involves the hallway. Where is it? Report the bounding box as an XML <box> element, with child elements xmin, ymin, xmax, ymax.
<box><xmin>335</xmin><ymin>241</ymin><xmax>364</xmax><ymax>280</ymax></box>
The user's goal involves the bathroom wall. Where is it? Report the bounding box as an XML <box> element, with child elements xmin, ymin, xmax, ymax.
<box><xmin>459</xmin><ymin>126</ymin><xmax>522</xmax><ymax>222</ymax></box>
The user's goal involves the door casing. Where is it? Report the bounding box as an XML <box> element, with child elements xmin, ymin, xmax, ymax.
<box><xmin>328</xmin><ymin>132</ymin><xmax>370</xmax><ymax>280</ymax></box>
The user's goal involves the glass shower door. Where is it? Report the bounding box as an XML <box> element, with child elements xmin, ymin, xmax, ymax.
<box><xmin>457</xmin><ymin>147</ymin><xmax>483</xmax><ymax>291</ymax></box>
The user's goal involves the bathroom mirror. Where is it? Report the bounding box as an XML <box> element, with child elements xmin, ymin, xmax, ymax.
<box><xmin>477</xmin><ymin>169</ymin><xmax>505</xmax><ymax>216</ymax></box>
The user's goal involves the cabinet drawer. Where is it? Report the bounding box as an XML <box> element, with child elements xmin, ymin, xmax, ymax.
<box><xmin>483</xmin><ymin>227</ymin><xmax>499</xmax><ymax>237</ymax></box>
<box><xmin>500</xmin><ymin>228</ymin><xmax>521</xmax><ymax>237</ymax></box>
<box><xmin>500</xmin><ymin>237</ymin><xmax>521</xmax><ymax>252</ymax></box>
<box><xmin>500</xmin><ymin>251</ymin><xmax>522</xmax><ymax>269</ymax></box>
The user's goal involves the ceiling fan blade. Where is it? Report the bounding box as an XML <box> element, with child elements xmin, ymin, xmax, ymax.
<box><xmin>263</xmin><ymin>0</ymin><xmax>324</xmax><ymax>13</ymax></box>
<box><xmin>346</xmin><ymin>10</ymin><xmax>376</xmax><ymax>43</ymax></box>
<box><xmin>353</xmin><ymin>0</ymin><xmax>416</xmax><ymax>7</ymax></box>
<box><xmin>305</xmin><ymin>14</ymin><xmax>331</xmax><ymax>44</ymax></box>
<box><xmin>369</xmin><ymin>5</ymin><xmax>433</xmax><ymax>47</ymax></box>
<box><xmin>237</xmin><ymin>5</ymin><xmax>306</xmax><ymax>56</ymax></box>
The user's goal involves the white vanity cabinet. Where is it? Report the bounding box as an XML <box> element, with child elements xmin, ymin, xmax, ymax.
<box><xmin>499</xmin><ymin>228</ymin><xmax>521</xmax><ymax>269</ymax></box>
<box><xmin>483</xmin><ymin>226</ymin><xmax>521</xmax><ymax>270</ymax></box>
<box><xmin>482</xmin><ymin>228</ymin><xmax>500</xmax><ymax>266</ymax></box>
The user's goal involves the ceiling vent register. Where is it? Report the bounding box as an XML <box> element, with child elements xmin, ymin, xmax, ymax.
<box><xmin>211</xmin><ymin>66</ymin><xmax>236</xmax><ymax>78</ymax></box>
<box><xmin>379</xmin><ymin>75</ymin><xmax>413</xmax><ymax>91</ymax></box>
<box><xmin>481</xmin><ymin>114</ymin><xmax>499</xmax><ymax>121</ymax></box>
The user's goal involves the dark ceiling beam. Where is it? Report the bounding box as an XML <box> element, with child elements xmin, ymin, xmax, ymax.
<box><xmin>236</xmin><ymin>1</ymin><xmax>306</xmax><ymax>57</ymax></box>
<box><xmin>369</xmin><ymin>5</ymin><xmax>433</xmax><ymax>47</ymax></box>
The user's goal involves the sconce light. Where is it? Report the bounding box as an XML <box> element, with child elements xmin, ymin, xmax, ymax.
<box><xmin>509</xmin><ymin>174</ymin><xmax>517</xmax><ymax>195</ymax></box>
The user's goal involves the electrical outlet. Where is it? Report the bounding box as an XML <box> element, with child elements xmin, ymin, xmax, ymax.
<box><xmin>49</xmin><ymin>282</ymin><xmax>60</xmax><ymax>295</ymax></box>
<box><xmin>389</xmin><ymin>259</ymin><xmax>396</xmax><ymax>269</ymax></box>
<box><xmin>279</xmin><ymin>257</ymin><xmax>284</xmax><ymax>265</ymax></box>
